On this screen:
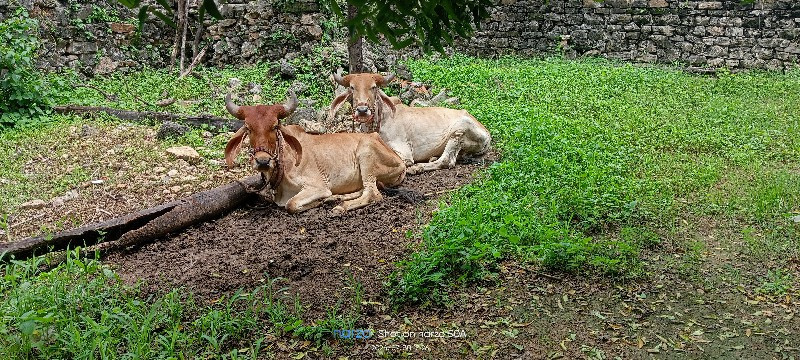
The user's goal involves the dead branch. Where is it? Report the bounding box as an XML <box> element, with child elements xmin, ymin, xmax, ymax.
<box><xmin>179</xmin><ymin>45</ymin><xmax>207</xmax><ymax>80</ymax></box>
<box><xmin>52</xmin><ymin>105</ymin><xmax>242</xmax><ymax>130</ymax></box>
<box><xmin>0</xmin><ymin>175</ymin><xmax>263</xmax><ymax>260</ymax></box>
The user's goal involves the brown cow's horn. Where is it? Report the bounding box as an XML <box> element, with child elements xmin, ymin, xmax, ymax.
<box><xmin>333</xmin><ymin>69</ymin><xmax>347</xmax><ymax>86</ymax></box>
<box><xmin>225</xmin><ymin>93</ymin><xmax>243</xmax><ymax>119</ymax></box>
<box><xmin>282</xmin><ymin>90</ymin><xmax>298</xmax><ymax>117</ymax></box>
<box><xmin>382</xmin><ymin>73</ymin><xmax>395</xmax><ymax>85</ymax></box>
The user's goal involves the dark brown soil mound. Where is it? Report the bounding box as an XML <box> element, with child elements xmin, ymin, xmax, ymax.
<box><xmin>105</xmin><ymin>158</ymin><xmax>492</xmax><ymax>314</ymax></box>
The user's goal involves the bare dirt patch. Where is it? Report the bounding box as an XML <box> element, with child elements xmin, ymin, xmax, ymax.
<box><xmin>105</xmin><ymin>158</ymin><xmax>493</xmax><ymax>315</ymax></box>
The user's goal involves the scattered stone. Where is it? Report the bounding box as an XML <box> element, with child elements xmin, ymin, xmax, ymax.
<box><xmin>94</xmin><ymin>56</ymin><xmax>117</xmax><ymax>75</ymax></box>
<box><xmin>201</xmin><ymin>131</ymin><xmax>213</xmax><ymax>138</ymax></box>
<box><xmin>90</xmin><ymin>179</ymin><xmax>104</xmax><ymax>185</ymax></box>
<box><xmin>20</xmin><ymin>199</ymin><xmax>48</xmax><ymax>210</ymax></box>
<box><xmin>167</xmin><ymin>169</ymin><xmax>179</xmax><ymax>177</ymax></box>
<box><xmin>429</xmin><ymin>90</ymin><xmax>449</xmax><ymax>105</ymax></box>
<box><xmin>170</xmin><ymin>185</ymin><xmax>183</xmax><ymax>193</ymax></box>
<box><xmin>165</xmin><ymin>146</ymin><xmax>201</xmax><ymax>163</ymax></box>
<box><xmin>395</xmin><ymin>64</ymin><xmax>413</xmax><ymax>81</ymax></box>
<box><xmin>0</xmin><ymin>178</ymin><xmax>10</xmax><ymax>184</ymax></box>
<box><xmin>228</xmin><ymin>78</ymin><xmax>241</xmax><ymax>90</ymax></box>
<box><xmin>286</xmin><ymin>105</ymin><xmax>319</xmax><ymax>124</ymax></box>
<box><xmin>153</xmin><ymin>166</ymin><xmax>167</xmax><ymax>173</ymax></box>
<box><xmin>248</xmin><ymin>83</ymin><xmax>262</xmax><ymax>94</ymax></box>
<box><xmin>443</xmin><ymin>97</ymin><xmax>460</xmax><ymax>106</ymax></box>
<box><xmin>791</xmin><ymin>215</ymin><xmax>800</xmax><ymax>223</ymax></box>
<box><xmin>80</xmin><ymin>124</ymin><xmax>98</xmax><ymax>137</ymax></box>
<box><xmin>280</xmin><ymin>59</ymin><xmax>296</xmax><ymax>79</ymax></box>
<box><xmin>289</xmin><ymin>81</ymin><xmax>308</xmax><ymax>95</ymax></box>
<box><xmin>157</xmin><ymin>122</ymin><xmax>191</xmax><ymax>140</ymax></box>
<box><xmin>298</xmin><ymin>119</ymin><xmax>327</xmax><ymax>134</ymax></box>
<box><xmin>110</xmin><ymin>22</ymin><xmax>135</xmax><ymax>33</ymax></box>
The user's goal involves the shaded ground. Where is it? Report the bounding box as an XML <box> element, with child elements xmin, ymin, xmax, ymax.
<box><xmin>105</xmin><ymin>157</ymin><xmax>493</xmax><ymax>316</ymax></box>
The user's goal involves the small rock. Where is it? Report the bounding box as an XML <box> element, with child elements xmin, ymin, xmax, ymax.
<box><xmin>153</xmin><ymin>166</ymin><xmax>167</xmax><ymax>173</ymax></box>
<box><xmin>165</xmin><ymin>146</ymin><xmax>201</xmax><ymax>163</ymax></box>
<box><xmin>289</xmin><ymin>81</ymin><xmax>308</xmax><ymax>95</ymax></box>
<box><xmin>395</xmin><ymin>64</ymin><xmax>413</xmax><ymax>81</ymax></box>
<box><xmin>170</xmin><ymin>185</ymin><xmax>183</xmax><ymax>193</ymax></box>
<box><xmin>52</xmin><ymin>198</ymin><xmax>64</xmax><ymax>207</ymax></box>
<box><xmin>430</xmin><ymin>89</ymin><xmax>449</xmax><ymax>104</ymax></box>
<box><xmin>80</xmin><ymin>124</ymin><xmax>98</xmax><ymax>137</ymax></box>
<box><xmin>163</xmin><ymin>189</ymin><xmax>171</xmax><ymax>194</ymax></box>
<box><xmin>443</xmin><ymin>97</ymin><xmax>460</xmax><ymax>106</ymax></box>
<box><xmin>791</xmin><ymin>215</ymin><xmax>800</xmax><ymax>223</ymax></box>
<box><xmin>157</xmin><ymin>121</ymin><xmax>191</xmax><ymax>140</ymax></box>
<box><xmin>167</xmin><ymin>169</ymin><xmax>179</xmax><ymax>177</ymax></box>
<box><xmin>201</xmin><ymin>131</ymin><xmax>213</xmax><ymax>138</ymax></box>
<box><xmin>298</xmin><ymin>119</ymin><xmax>327</xmax><ymax>134</ymax></box>
<box><xmin>90</xmin><ymin>179</ymin><xmax>104</xmax><ymax>185</ymax></box>
<box><xmin>0</xmin><ymin>178</ymin><xmax>10</xmax><ymax>184</ymax></box>
<box><xmin>280</xmin><ymin>59</ymin><xmax>296</xmax><ymax>79</ymax></box>
<box><xmin>248</xmin><ymin>83</ymin><xmax>262</xmax><ymax>94</ymax></box>
<box><xmin>20</xmin><ymin>199</ymin><xmax>48</xmax><ymax>209</ymax></box>
<box><xmin>228</xmin><ymin>77</ymin><xmax>241</xmax><ymax>90</ymax></box>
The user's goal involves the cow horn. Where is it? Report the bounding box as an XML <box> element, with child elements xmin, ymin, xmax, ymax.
<box><xmin>225</xmin><ymin>93</ymin><xmax>243</xmax><ymax>119</ymax></box>
<box><xmin>382</xmin><ymin>73</ymin><xmax>395</xmax><ymax>85</ymax></box>
<box><xmin>282</xmin><ymin>90</ymin><xmax>298</xmax><ymax>117</ymax></box>
<box><xmin>333</xmin><ymin>69</ymin><xmax>348</xmax><ymax>86</ymax></box>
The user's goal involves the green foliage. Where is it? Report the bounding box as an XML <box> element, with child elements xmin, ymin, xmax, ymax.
<box><xmin>756</xmin><ymin>269</ymin><xmax>794</xmax><ymax>296</ymax></box>
<box><xmin>388</xmin><ymin>55</ymin><xmax>800</xmax><ymax>305</ymax></box>
<box><xmin>0</xmin><ymin>8</ymin><xmax>53</xmax><ymax>128</ymax></box>
<box><xmin>0</xmin><ymin>250</ymin><xmax>357</xmax><ymax>358</ymax></box>
<box><xmin>322</xmin><ymin>0</ymin><xmax>492</xmax><ymax>52</ymax></box>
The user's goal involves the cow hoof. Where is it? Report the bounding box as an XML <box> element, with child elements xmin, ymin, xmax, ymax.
<box><xmin>331</xmin><ymin>205</ymin><xmax>346</xmax><ymax>215</ymax></box>
<box><xmin>406</xmin><ymin>165</ymin><xmax>423</xmax><ymax>175</ymax></box>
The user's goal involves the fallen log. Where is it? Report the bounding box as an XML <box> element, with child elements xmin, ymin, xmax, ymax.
<box><xmin>0</xmin><ymin>175</ymin><xmax>263</xmax><ymax>261</ymax></box>
<box><xmin>53</xmin><ymin>105</ymin><xmax>243</xmax><ymax>130</ymax></box>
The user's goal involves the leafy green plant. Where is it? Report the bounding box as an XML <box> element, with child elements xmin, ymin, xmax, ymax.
<box><xmin>756</xmin><ymin>269</ymin><xmax>794</xmax><ymax>296</ymax></box>
<box><xmin>0</xmin><ymin>250</ymin><xmax>360</xmax><ymax>358</ymax></box>
<box><xmin>0</xmin><ymin>8</ymin><xmax>52</xmax><ymax>128</ymax></box>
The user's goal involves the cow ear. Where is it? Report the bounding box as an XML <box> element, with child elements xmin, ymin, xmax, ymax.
<box><xmin>224</xmin><ymin>126</ymin><xmax>247</xmax><ymax>168</ymax></box>
<box><xmin>377</xmin><ymin>89</ymin><xmax>396</xmax><ymax>116</ymax></box>
<box><xmin>327</xmin><ymin>90</ymin><xmax>352</xmax><ymax>121</ymax></box>
<box><xmin>283</xmin><ymin>132</ymin><xmax>303</xmax><ymax>167</ymax></box>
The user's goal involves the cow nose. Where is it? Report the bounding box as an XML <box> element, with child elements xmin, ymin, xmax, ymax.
<box><xmin>356</xmin><ymin>105</ymin><xmax>369</xmax><ymax>113</ymax></box>
<box><xmin>254</xmin><ymin>158</ymin><xmax>271</xmax><ymax>168</ymax></box>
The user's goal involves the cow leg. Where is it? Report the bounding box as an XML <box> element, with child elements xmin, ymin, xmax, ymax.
<box><xmin>332</xmin><ymin>176</ymin><xmax>382</xmax><ymax>215</ymax></box>
<box><xmin>407</xmin><ymin>130</ymin><xmax>464</xmax><ymax>174</ymax></box>
<box><xmin>286</xmin><ymin>187</ymin><xmax>333</xmax><ymax>214</ymax></box>
<box><xmin>323</xmin><ymin>190</ymin><xmax>363</xmax><ymax>204</ymax></box>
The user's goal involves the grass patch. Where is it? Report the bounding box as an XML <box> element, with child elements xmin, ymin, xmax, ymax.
<box><xmin>388</xmin><ymin>55</ymin><xmax>800</xmax><ymax>304</ymax></box>
<box><xmin>0</xmin><ymin>250</ymin><xmax>358</xmax><ymax>358</ymax></box>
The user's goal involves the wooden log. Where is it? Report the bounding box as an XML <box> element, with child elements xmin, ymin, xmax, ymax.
<box><xmin>0</xmin><ymin>175</ymin><xmax>263</xmax><ymax>261</ymax></box>
<box><xmin>53</xmin><ymin>105</ymin><xmax>243</xmax><ymax>130</ymax></box>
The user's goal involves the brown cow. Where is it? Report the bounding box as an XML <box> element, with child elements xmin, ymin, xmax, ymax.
<box><xmin>327</xmin><ymin>72</ymin><xmax>491</xmax><ymax>175</ymax></box>
<box><xmin>225</xmin><ymin>91</ymin><xmax>406</xmax><ymax>214</ymax></box>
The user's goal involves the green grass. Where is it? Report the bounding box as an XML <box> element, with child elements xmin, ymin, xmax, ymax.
<box><xmin>387</xmin><ymin>55</ymin><xmax>800</xmax><ymax>304</ymax></box>
<box><xmin>3</xmin><ymin>54</ymin><xmax>800</xmax><ymax>354</ymax></box>
<box><xmin>0</xmin><ymin>250</ymin><xmax>358</xmax><ymax>358</ymax></box>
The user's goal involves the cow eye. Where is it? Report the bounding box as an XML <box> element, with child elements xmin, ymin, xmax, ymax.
<box><xmin>371</xmin><ymin>85</ymin><xmax>376</xmax><ymax>89</ymax></box>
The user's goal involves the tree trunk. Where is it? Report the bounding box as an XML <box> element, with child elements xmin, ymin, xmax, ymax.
<box><xmin>347</xmin><ymin>4</ymin><xmax>365</xmax><ymax>73</ymax></box>
<box><xmin>52</xmin><ymin>105</ymin><xmax>242</xmax><ymax>130</ymax></box>
<box><xmin>0</xmin><ymin>175</ymin><xmax>264</xmax><ymax>261</ymax></box>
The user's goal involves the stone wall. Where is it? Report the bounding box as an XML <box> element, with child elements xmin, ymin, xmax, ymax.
<box><xmin>462</xmin><ymin>0</ymin><xmax>800</xmax><ymax>70</ymax></box>
<box><xmin>3</xmin><ymin>0</ymin><xmax>799</xmax><ymax>75</ymax></box>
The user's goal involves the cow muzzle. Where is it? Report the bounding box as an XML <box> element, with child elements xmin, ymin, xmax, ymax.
<box><xmin>353</xmin><ymin>103</ymin><xmax>374</xmax><ymax>122</ymax></box>
<box><xmin>253</xmin><ymin>156</ymin><xmax>272</xmax><ymax>171</ymax></box>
